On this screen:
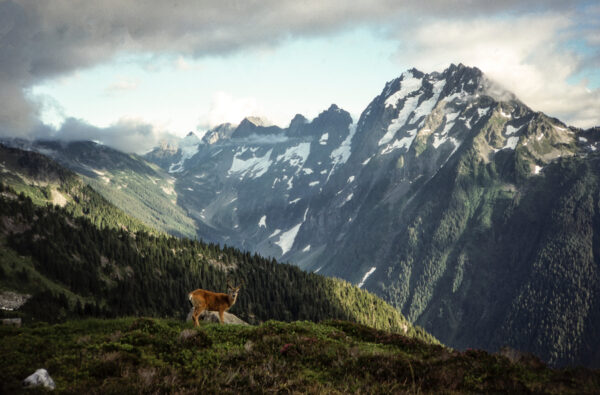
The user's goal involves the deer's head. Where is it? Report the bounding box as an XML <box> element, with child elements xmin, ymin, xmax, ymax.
<box><xmin>227</xmin><ymin>281</ymin><xmax>241</xmax><ymax>301</ymax></box>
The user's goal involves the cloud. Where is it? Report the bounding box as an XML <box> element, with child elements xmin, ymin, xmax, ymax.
<box><xmin>105</xmin><ymin>78</ymin><xmax>139</xmax><ymax>95</ymax></box>
<box><xmin>393</xmin><ymin>12</ymin><xmax>600</xmax><ymax>128</ymax></box>
<box><xmin>174</xmin><ymin>56</ymin><xmax>203</xmax><ymax>71</ymax></box>
<box><xmin>41</xmin><ymin>117</ymin><xmax>173</xmax><ymax>154</ymax></box>
<box><xmin>201</xmin><ymin>91</ymin><xmax>265</xmax><ymax>129</ymax></box>
<box><xmin>0</xmin><ymin>0</ymin><xmax>595</xmax><ymax>145</ymax></box>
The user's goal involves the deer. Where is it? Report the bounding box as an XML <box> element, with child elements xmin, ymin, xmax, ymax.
<box><xmin>188</xmin><ymin>281</ymin><xmax>241</xmax><ymax>326</ymax></box>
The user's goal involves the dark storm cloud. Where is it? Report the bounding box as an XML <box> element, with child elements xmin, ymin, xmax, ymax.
<box><xmin>0</xmin><ymin>0</ymin><xmax>585</xmax><ymax>143</ymax></box>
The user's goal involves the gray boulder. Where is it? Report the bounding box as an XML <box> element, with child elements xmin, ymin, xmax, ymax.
<box><xmin>186</xmin><ymin>309</ymin><xmax>248</xmax><ymax>325</ymax></box>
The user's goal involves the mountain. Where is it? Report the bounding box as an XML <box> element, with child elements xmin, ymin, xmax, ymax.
<box><xmin>0</xmin><ymin>144</ymin><xmax>152</xmax><ymax>232</ymax></box>
<box><xmin>2</xmin><ymin>140</ymin><xmax>198</xmax><ymax>238</ymax></box>
<box><xmin>141</xmin><ymin>64</ymin><xmax>600</xmax><ymax>367</ymax></box>
<box><xmin>0</xmin><ymin>149</ymin><xmax>434</xmax><ymax>340</ymax></box>
<box><xmin>4</xmin><ymin>64</ymin><xmax>599</xmax><ymax>367</ymax></box>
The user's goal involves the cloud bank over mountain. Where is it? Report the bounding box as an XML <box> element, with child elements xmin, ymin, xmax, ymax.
<box><xmin>0</xmin><ymin>0</ymin><xmax>597</xmax><ymax>152</ymax></box>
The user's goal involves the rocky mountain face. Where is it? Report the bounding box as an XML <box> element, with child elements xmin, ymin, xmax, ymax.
<box><xmin>5</xmin><ymin>64</ymin><xmax>599</xmax><ymax>367</ymax></box>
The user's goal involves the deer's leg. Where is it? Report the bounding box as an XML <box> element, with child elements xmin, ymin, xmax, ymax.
<box><xmin>218</xmin><ymin>310</ymin><xmax>225</xmax><ymax>324</ymax></box>
<box><xmin>192</xmin><ymin>303</ymin><xmax>205</xmax><ymax>327</ymax></box>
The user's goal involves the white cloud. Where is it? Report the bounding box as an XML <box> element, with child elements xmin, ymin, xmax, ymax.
<box><xmin>46</xmin><ymin>117</ymin><xmax>174</xmax><ymax>154</ymax></box>
<box><xmin>174</xmin><ymin>56</ymin><xmax>203</xmax><ymax>71</ymax></box>
<box><xmin>105</xmin><ymin>78</ymin><xmax>139</xmax><ymax>94</ymax></box>
<box><xmin>201</xmin><ymin>91</ymin><xmax>265</xmax><ymax>129</ymax></box>
<box><xmin>394</xmin><ymin>14</ymin><xmax>600</xmax><ymax>128</ymax></box>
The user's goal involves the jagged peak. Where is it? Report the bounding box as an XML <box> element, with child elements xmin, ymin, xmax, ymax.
<box><xmin>289</xmin><ymin>114</ymin><xmax>308</xmax><ymax>127</ymax></box>
<box><xmin>182</xmin><ymin>131</ymin><xmax>200</xmax><ymax>144</ymax></box>
<box><xmin>202</xmin><ymin>123</ymin><xmax>235</xmax><ymax>144</ymax></box>
<box><xmin>242</xmin><ymin>116</ymin><xmax>272</xmax><ymax>127</ymax></box>
<box><xmin>288</xmin><ymin>114</ymin><xmax>308</xmax><ymax>135</ymax></box>
<box><xmin>379</xmin><ymin>64</ymin><xmax>511</xmax><ymax>111</ymax></box>
<box><xmin>232</xmin><ymin>117</ymin><xmax>283</xmax><ymax>139</ymax></box>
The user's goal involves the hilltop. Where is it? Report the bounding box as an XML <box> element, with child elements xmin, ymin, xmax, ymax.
<box><xmin>1</xmin><ymin>317</ymin><xmax>598</xmax><ymax>394</ymax></box>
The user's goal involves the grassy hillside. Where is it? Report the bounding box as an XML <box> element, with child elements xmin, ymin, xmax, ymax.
<box><xmin>0</xmin><ymin>144</ymin><xmax>153</xmax><ymax>233</ymax></box>
<box><xmin>33</xmin><ymin>140</ymin><xmax>198</xmax><ymax>238</ymax></box>
<box><xmin>1</xmin><ymin>317</ymin><xmax>598</xmax><ymax>394</ymax></box>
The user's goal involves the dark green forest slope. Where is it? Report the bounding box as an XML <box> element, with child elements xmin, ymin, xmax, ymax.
<box><xmin>375</xmin><ymin>142</ymin><xmax>600</xmax><ymax>368</ymax></box>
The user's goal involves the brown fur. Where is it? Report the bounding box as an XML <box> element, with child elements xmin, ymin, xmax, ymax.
<box><xmin>188</xmin><ymin>285</ymin><xmax>240</xmax><ymax>325</ymax></box>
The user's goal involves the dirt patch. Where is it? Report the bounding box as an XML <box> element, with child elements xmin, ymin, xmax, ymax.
<box><xmin>51</xmin><ymin>188</ymin><xmax>68</xmax><ymax>207</ymax></box>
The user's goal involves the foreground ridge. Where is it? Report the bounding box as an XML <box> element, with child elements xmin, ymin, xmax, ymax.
<box><xmin>1</xmin><ymin>317</ymin><xmax>598</xmax><ymax>393</ymax></box>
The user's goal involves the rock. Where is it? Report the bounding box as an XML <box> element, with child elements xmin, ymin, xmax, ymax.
<box><xmin>22</xmin><ymin>369</ymin><xmax>55</xmax><ymax>390</ymax></box>
<box><xmin>0</xmin><ymin>291</ymin><xmax>30</xmax><ymax>311</ymax></box>
<box><xmin>186</xmin><ymin>308</ymin><xmax>248</xmax><ymax>325</ymax></box>
<box><xmin>1</xmin><ymin>318</ymin><xmax>22</xmax><ymax>327</ymax></box>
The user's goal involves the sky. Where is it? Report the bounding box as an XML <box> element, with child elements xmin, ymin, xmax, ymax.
<box><xmin>1</xmin><ymin>0</ymin><xmax>599</xmax><ymax>153</ymax></box>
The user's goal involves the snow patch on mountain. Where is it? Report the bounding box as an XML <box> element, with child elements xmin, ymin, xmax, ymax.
<box><xmin>358</xmin><ymin>267</ymin><xmax>376</xmax><ymax>288</ymax></box>
<box><xmin>413</xmin><ymin>79</ymin><xmax>446</xmax><ymax>125</ymax></box>
<box><xmin>168</xmin><ymin>133</ymin><xmax>200</xmax><ymax>173</ymax></box>
<box><xmin>276</xmin><ymin>142</ymin><xmax>311</xmax><ymax>170</ymax></box>
<box><xmin>503</xmin><ymin>136</ymin><xmax>519</xmax><ymax>150</ymax></box>
<box><xmin>445</xmin><ymin>91</ymin><xmax>470</xmax><ymax>103</ymax></box>
<box><xmin>477</xmin><ymin>107</ymin><xmax>490</xmax><ymax>118</ymax></box>
<box><xmin>379</xmin><ymin>94</ymin><xmax>422</xmax><ymax>146</ymax></box>
<box><xmin>506</xmin><ymin>125</ymin><xmax>522</xmax><ymax>135</ymax></box>
<box><xmin>385</xmin><ymin>71</ymin><xmax>422</xmax><ymax>109</ymax></box>
<box><xmin>275</xmin><ymin>222</ymin><xmax>302</xmax><ymax>255</ymax></box>
<box><xmin>319</xmin><ymin>133</ymin><xmax>329</xmax><ymax>145</ymax></box>
<box><xmin>330</xmin><ymin>123</ymin><xmax>356</xmax><ymax>169</ymax></box>
<box><xmin>258</xmin><ymin>215</ymin><xmax>266</xmax><ymax>228</ymax></box>
<box><xmin>382</xmin><ymin>126</ymin><xmax>419</xmax><ymax>154</ymax></box>
<box><xmin>228</xmin><ymin>148</ymin><xmax>273</xmax><ymax>179</ymax></box>
<box><xmin>432</xmin><ymin>112</ymin><xmax>460</xmax><ymax>149</ymax></box>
